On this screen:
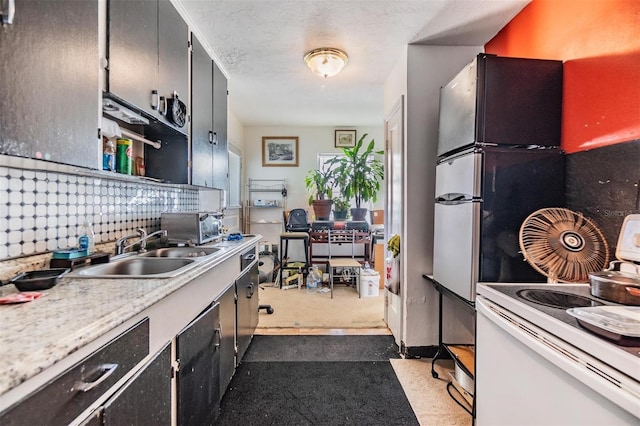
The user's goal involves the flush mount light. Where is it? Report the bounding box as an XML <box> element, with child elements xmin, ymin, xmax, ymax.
<box><xmin>304</xmin><ymin>48</ymin><xmax>349</xmax><ymax>78</ymax></box>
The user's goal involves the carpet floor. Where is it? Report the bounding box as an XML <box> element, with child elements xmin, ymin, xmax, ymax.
<box><xmin>216</xmin><ymin>335</ymin><xmax>419</xmax><ymax>426</ymax></box>
<box><xmin>243</xmin><ymin>335</ymin><xmax>400</xmax><ymax>362</ymax></box>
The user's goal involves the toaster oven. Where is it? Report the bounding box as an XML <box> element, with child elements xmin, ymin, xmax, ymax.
<box><xmin>161</xmin><ymin>212</ymin><xmax>222</xmax><ymax>245</ymax></box>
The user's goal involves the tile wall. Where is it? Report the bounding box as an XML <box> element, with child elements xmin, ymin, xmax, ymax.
<box><xmin>0</xmin><ymin>159</ymin><xmax>199</xmax><ymax>260</ymax></box>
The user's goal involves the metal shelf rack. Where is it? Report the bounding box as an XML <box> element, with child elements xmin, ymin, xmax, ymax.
<box><xmin>243</xmin><ymin>179</ymin><xmax>287</xmax><ymax>244</ymax></box>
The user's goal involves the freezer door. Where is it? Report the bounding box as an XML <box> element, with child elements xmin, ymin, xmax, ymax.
<box><xmin>435</xmin><ymin>151</ymin><xmax>482</xmax><ymax>200</ymax></box>
<box><xmin>433</xmin><ymin>201</ymin><xmax>481</xmax><ymax>301</ymax></box>
<box><xmin>434</xmin><ymin>151</ymin><xmax>482</xmax><ymax>301</ymax></box>
<box><xmin>437</xmin><ymin>58</ymin><xmax>477</xmax><ymax>157</ymax></box>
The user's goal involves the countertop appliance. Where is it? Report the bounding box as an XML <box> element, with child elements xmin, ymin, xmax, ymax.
<box><xmin>437</xmin><ymin>53</ymin><xmax>562</xmax><ymax>158</ymax></box>
<box><xmin>589</xmin><ymin>214</ymin><xmax>640</xmax><ymax>304</ymax></box>
<box><xmin>476</xmin><ymin>282</ymin><xmax>640</xmax><ymax>425</ymax></box>
<box><xmin>161</xmin><ymin>212</ymin><xmax>222</xmax><ymax>245</ymax></box>
<box><xmin>433</xmin><ymin>146</ymin><xmax>564</xmax><ymax>301</ymax></box>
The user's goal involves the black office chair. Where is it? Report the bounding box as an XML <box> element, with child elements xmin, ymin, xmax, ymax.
<box><xmin>258</xmin><ymin>250</ymin><xmax>277</xmax><ymax>314</ymax></box>
<box><xmin>279</xmin><ymin>208</ymin><xmax>311</xmax><ymax>287</ymax></box>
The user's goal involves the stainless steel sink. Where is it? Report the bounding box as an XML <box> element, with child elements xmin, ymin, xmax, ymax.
<box><xmin>73</xmin><ymin>258</ymin><xmax>197</xmax><ymax>278</ymax></box>
<box><xmin>138</xmin><ymin>247</ymin><xmax>222</xmax><ymax>258</ymax></box>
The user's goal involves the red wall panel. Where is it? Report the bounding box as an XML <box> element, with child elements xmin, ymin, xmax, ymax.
<box><xmin>485</xmin><ymin>0</ymin><xmax>640</xmax><ymax>153</ymax></box>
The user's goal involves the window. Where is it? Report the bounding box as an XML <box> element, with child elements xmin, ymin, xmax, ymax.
<box><xmin>228</xmin><ymin>147</ymin><xmax>241</xmax><ymax>208</ymax></box>
<box><xmin>317</xmin><ymin>152</ymin><xmax>344</xmax><ymax>171</ymax></box>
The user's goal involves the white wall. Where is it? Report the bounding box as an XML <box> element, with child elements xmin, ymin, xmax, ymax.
<box><xmin>384</xmin><ymin>45</ymin><xmax>482</xmax><ymax>350</ymax></box>
<box><xmin>243</xmin><ymin>125</ymin><xmax>384</xmax><ymax>212</ymax></box>
<box><xmin>221</xmin><ymin>111</ymin><xmax>246</xmax><ymax>233</ymax></box>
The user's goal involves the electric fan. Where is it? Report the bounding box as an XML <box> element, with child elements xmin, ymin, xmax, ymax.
<box><xmin>519</xmin><ymin>208</ymin><xmax>610</xmax><ymax>283</ymax></box>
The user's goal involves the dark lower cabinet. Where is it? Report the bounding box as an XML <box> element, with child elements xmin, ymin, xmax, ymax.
<box><xmin>218</xmin><ymin>284</ymin><xmax>237</xmax><ymax>396</ymax></box>
<box><xmin>176</xmin><ymin>302</ymin><xmax>221</xmax><ymax>425</ymax></box>
<box><xmin>236</xmin><ymin>261</ymin><xmax>259</xmax><ymax>363</ymax></box>
<box><xmin>0</xmin><ymin>319</ymin><xmax>149</xmax><ymax>426</ymax></box>
<box><xmin>82</xmin><ymin>342</ymin><xmax>172</xmax><ymax>425</ymax></box>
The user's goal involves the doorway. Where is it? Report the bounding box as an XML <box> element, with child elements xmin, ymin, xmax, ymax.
<box><xmin>384</xmin><ymin>96</ymin><xmax>404</xmax><ymax>346</ymax></box>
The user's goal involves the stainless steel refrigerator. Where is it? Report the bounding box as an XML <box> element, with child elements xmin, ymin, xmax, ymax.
<box><xmin>433</xmin><ymin>54</ymin><xmax>565</xmax><ymax>302</ymax></box>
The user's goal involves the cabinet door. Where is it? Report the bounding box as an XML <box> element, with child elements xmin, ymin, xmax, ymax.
<box><xmin>0</xmin><ymin>319</ymin><xmax>149</xmax><ymax>426</ymax></box>
<box><xmin>100</xmin><ymin>343</ymin><xmax>172</xmax><ymax>425</ymax></box>
<box><xmin>0</xmin><ymin>0</ymin><xmax>99</xmax><ymax>169</ymax></box>
<box><xmin>108</xmin><ymin>0</ymin><xmax>159</xmax><ymax>117</ymax></box>
<box><xmin>158</xmin><ymin>0</ymin><xmax>189</xmax><ymax>130</ymax></box>
<box><xmin>218</xmin><ymin>284</ymin><xmax>236</xmax><ymax>396</ymax></box>
<box><xmin>176</xmin><ymin>302</ymin><xmax>221</xmax><ymax>425</ymax></box>
<box><xmin>236</xmin><ymin>261</ymin><xmax>259</xmax><ymax>363</ymax></box>
<box><xmin>190</xmin><ymin>34</ymin><xmax>214</xmax><ymax>187</ymax></box>
<box><xmin>211</xmin><ymin>61</ymin><xmax>229</xmax><ymax>190</ymax></box>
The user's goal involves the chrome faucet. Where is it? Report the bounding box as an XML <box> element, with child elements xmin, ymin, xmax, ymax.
<box><xmin>115</xmin><ymin>228</ymin><xmax>147</xmax><ymax>255</ymax></box>
<box><xmin>115</xmin><ymin>228</ymin><xmax>168</xmax><ymax>255</ymax></box>
<box><xmin>139</xmin><ymin>229</ymin><xmax>168</xmax><ymax>253</ymax></box>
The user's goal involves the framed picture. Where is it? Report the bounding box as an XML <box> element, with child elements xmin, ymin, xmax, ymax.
<box><xmin>335</xmin><ymin>130</ymin><xmax>356</xmax><ymax>148</ymax></box>
<box><xmin>262</xmin><ymin>136</ymin><xmax>299</xmax><ymax>167</ymax></box>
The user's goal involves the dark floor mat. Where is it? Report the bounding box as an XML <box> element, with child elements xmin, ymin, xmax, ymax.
<box><xmin>243</xmin><ymin>335</ymin><xmax>400</xmax><ymax>362</ymax></box>
<box><xmin>216</xmin><ymin>361</ymin><xmax>419</xmax><ymax>426</ymax></box>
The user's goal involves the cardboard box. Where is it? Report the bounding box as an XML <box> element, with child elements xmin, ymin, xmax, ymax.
<box><xmin>374</xmin><ymin>243</ymin><xmax>385</xmax><ymax>288</ymax></box>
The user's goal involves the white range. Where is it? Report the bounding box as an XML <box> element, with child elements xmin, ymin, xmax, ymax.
<box><xmin>476</xmin><ymin>282</ymin><xmax>640</xmax><ymax>425</ymax></box>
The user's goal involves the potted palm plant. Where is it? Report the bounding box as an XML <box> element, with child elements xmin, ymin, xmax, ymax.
<box><xmin>304</xmin><ymin>167</ymin><xmax>335</xmax><ymax>220</ymax></box>
<box><xmin>330</xmin><ymin>133</ymin><xmax>384</xmax><ymax>221</ymax></box>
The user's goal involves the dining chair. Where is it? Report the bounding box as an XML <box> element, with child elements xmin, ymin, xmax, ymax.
<box><xmin>326</xmin><ymin>229</ymin><xmax>362</xmax><ymax>299</ymax></box>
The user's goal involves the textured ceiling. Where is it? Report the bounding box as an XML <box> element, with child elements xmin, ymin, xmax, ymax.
<box><xmin>177</xmin><ymin>0</ymin><xmax>530</xmax><ymax>127</ymax></box>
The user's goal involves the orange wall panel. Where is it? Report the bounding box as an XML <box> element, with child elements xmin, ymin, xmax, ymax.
<box><xmin>485</xmin><ymin>0</ymin><xmax>640</xmax><ymax>153</ymax></box>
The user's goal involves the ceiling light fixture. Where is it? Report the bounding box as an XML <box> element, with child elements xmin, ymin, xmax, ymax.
<box><xmin>304</xmin><ymin>48</ymin><xmax>349</xmax><ymax>78</ymax></box>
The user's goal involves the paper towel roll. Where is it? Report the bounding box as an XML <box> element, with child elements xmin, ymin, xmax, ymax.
<box><xmin>102</xmin><ymin>117</ymin><xmax>122</xmax><ymax>139</ymax></box>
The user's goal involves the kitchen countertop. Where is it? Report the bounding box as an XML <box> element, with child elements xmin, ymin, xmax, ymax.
<box><xmin>0</xmin><ymin>235</ymin><xmax>260</xmax><ymax>397</ymax></box>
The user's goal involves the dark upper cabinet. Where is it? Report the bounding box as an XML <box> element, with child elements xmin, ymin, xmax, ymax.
<box><xmin>191</xmin><ymin>33</ymin><xmax>214</xmax><ymax>188</ymax></box>
<box><xmin>212</xmin><ymin>61</ymin><xmax>229</xmax><ymax>190</ymax></box>
<box><xmin>0</xmin><ymin>0</ymin><xmax>99</xmax><ymax>169</ymax></box>
<box><xmin>191</xmin><ymin>33</ymin><xmax>229</xmax><ymax>189</ymax></box>
<box><xmin>158</xmin><ymin>0</ymin><xmax>189</xmax><ymax>109</ymax></box>
<box><xmin>108</xmin><ymin>0</ymin><xmax>188</xmax><ymax>133</ymax></box>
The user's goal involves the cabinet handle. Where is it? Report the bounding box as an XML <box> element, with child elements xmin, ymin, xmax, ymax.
<box><xmin>212</xmin><ymin>132</ymin><xmax>218</xmax><ymax>145</ymax></box>
<box><xmin>73</xmin><ymin>363</ymin><xmax>118</xmax><ymax>392</ymax></box>
<box><xmin>1</xmin><ymin>0</ymin><xmax>15</xmax><ymax>25</ymax></box>
<box><xmin>208</xmin><ymin>131</ymin><xmax>213</xmax><ymax>144</ymax></box>
<box><xmin>151</xmin><ymin>90</ymin><xmax>159</xmax><ymax>110</ymax></box>
<box><xmin>214</xmin><ymin>327</ymin><xmax>221</xmax><ymax>350</ymax></box>
<box><xmin>160</xmin><ymin>96</ymin><xmax>168</xmax><ymax>116</ymax></box>
<box><xmin>247</xmin><ymin>284</ymin><xmax>254</xmax><ymax>298</ymax></box>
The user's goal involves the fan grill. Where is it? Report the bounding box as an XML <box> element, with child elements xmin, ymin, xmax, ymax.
<box><xmin>519</xmin><ymin>208</ymin><xmax>610</xmax><ymax>283</ymax></box>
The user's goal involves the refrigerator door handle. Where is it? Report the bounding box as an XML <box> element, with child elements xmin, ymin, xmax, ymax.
<box><xmin>435</xmin><ymin>193</ymin><xmax>475</xmax><ymax>205</ymax></box>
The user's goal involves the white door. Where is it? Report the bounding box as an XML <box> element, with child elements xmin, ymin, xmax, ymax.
<box><xmin>384</xmin><ymin>97</ymin><xmax>404</xmax><ymax>345</ymax></box>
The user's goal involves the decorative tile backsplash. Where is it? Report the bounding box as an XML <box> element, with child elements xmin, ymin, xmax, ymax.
<box><xmin>0</xmin><ymin>163</ymin><xmax>199</xmax><ymax>260</ymax></box>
